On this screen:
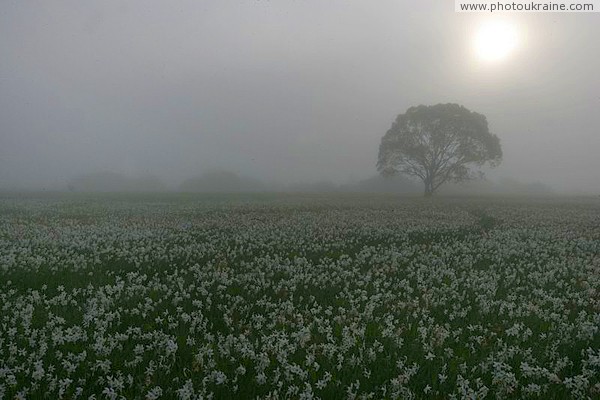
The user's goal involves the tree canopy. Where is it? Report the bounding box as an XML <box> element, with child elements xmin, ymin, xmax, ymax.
<box><xmin>377</xmin><ymin>103</ymin><xmax>502</xmax><ymax>196</ymax></box>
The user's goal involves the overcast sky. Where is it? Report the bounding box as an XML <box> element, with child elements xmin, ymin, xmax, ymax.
<box><xmin>1</xmin><ymin>1</ymin><xmax>599</xmax><ymax>191</ymax></box>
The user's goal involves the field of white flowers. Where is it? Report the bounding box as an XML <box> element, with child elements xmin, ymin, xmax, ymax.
<box><xmin>0</xmin><ymin>193</ymin><xmax>599</xmax><ymax>399</ymax></box>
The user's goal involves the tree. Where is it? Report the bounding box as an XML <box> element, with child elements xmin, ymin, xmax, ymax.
<box><xmin>377</xmin><ymin>103</ymin><xmax>502</xmax><ymax>196</ymax></box>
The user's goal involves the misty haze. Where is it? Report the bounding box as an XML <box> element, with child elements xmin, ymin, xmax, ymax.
<box><xmin>1</xmin><ymin>1</ymin><xmax>599</xmax><ymax>399</ymax></box>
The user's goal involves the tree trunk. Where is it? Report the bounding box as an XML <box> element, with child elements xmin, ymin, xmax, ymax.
<box><xmin>423</xmin><ymin>179</ymin><xmax>433</xmax><ymax>196</ymax></box>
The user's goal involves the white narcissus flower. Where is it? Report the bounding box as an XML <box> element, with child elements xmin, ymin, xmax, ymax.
<box><xmin>0</xmin><ymin>197</ymin><xmax>599</xmax><ymax>398</ymax></box>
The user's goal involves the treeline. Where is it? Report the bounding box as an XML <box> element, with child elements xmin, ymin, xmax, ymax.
<box><xmin>66</xmin><ymin>170</ymin><xmax>553</xmax><ymax>195</ymax></box>
<box><xmin>66</xmin><ymin>170</ymin><xmax>419</xmax><ymax>194</ymax></box>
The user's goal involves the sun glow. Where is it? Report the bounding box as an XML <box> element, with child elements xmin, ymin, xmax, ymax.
<box><xmin>474</xmin><ymin>20</ymin><xmax>519</xmax><ymax>62</ymax></box>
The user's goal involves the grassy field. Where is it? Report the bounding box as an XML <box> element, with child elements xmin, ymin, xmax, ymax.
<box><xmin>1</xmin><ymin>193</ymin><xmax>599</xmax><ymax>399</ymax></box>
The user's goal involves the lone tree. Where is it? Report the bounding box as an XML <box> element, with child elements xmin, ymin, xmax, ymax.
<box><xmin>377</xmin><ymin>103</ymin><xmax>502</xmax><ymax>196</ymax></box>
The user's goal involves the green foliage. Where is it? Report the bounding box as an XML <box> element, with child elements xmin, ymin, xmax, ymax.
<box><xmin>0</xmin><ymin>194</ymin><xmax>598</xmax><ymax>399</ymax></box>
<box><xmin>466</xmin><ymin>207</ymin><xmax>503</xmax><ymax>232</ymax></box>
<box><xmin>378</xmin><ymin>104</ymin><xmax>502</xmax><ymax>196</ymax></box>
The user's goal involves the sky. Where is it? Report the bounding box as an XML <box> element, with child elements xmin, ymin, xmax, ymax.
<box><xmin>1</xmin><ymin>0</ymin><xmax>599</xmax><ymax>192</ymax></box>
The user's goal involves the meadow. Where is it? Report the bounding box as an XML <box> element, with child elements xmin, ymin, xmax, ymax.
<box><xmin>0</xmin><ymin>193</ymin><xmax>599</xmax><ymax>399</ymax></box>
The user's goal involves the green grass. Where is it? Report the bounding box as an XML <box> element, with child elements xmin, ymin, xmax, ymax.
<box><xmin>0</xmin><ymin>193</ymin><xmax>599</xmax><ymax>399</ymax></box>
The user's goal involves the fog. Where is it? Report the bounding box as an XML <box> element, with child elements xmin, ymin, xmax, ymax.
<box><xmin>1</xmin><ymin>1</ymin><xmax>599</xmax><ymax>193</ymax></box>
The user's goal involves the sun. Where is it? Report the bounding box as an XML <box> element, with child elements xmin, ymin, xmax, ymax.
<box><xmin>474</xmin><ymin>20</ymin><xmax>519</xmax><ymax>62</ymax></box>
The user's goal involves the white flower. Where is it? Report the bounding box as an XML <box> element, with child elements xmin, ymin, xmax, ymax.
<box><xmin>256</xmin><ymin>372</ymin><xmax>267</xmax><ymax>385</ymax></box>
<box><xmin>146</xmin><ymin>386</ymin><xmax>163</xmax><ymax>400</ymax></box>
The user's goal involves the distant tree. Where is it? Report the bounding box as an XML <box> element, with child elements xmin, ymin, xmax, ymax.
<box><xmin>180</xmin><ymin>170</ymin><xmax>264</xmax><ymax>193</ymax></box>
<box><xmin>68</xmin><ymin>172</ymin><xmax>166</xmax><ymax>192</ymax></box>
<box><xmin>377</xmin><ymin>103</ymin><xmax>502</xmax><ymax>196</ymax></box>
